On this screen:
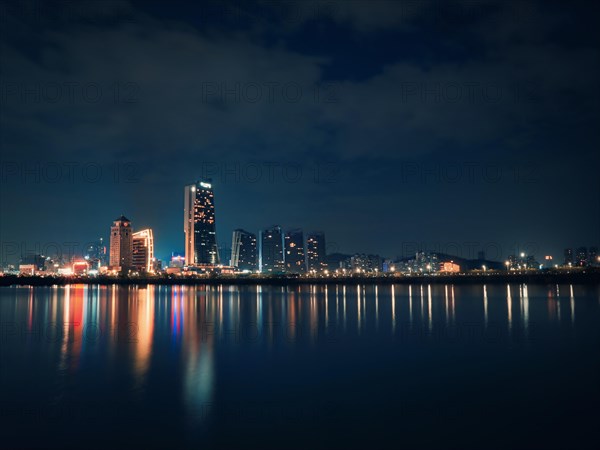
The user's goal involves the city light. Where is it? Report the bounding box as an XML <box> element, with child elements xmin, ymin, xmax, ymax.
<box><xmin>6</xmin><ymin>179</ymin><xmax>600</xmax><ymax>280</ymax></box>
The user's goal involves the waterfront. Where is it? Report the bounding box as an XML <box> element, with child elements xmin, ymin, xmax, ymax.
<box><xmin>1</xmin><ymin>283</ymin><xmax>599</xmax><ymax>449</ymax></box>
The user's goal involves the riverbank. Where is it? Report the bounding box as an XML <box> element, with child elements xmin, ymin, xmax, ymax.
<box><xmin>1</xmin><ymin>269</ymin><xmax>600</xmax><ymax>287</ymax></box>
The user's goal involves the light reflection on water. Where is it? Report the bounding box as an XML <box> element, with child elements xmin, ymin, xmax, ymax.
<box><xmin>3</xmin><ymin>283</ymin><xmax>597</xmax><ymax>347</ymax></box>
<box><xmin>3</xmin><ymin>283</ymin><xmax>594</xmax><ymax>372</ymax></box>
<box><xmin>1</xmin><ymin>283</ymin><xmax>599</xmax><ymax>449</ymax></box>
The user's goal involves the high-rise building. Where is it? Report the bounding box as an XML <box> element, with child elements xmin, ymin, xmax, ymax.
<box><xmin>109</xmin><ymin>215</ymin><xmax>133</xmax><ymax>270</ymax></box>
<box><xmin>348</xmin><ymin>253</ymin><xmax>383</xmax><ymax>272</ymax></box>
<box><xmin>219</xmin><ymin>243</ymin><xmax>232</xmax><ymax>266</ymax></box>
<box><xmin>284</xmin><ymin>229</ymin><xmax>305</xmax><ymax>273</ymax></box>
<box><xmin>564</xmin><ymin>248</ymin><xmax>574</xmax><ymax>266</ymax></box>
<box><xmin>260</xmin><ymin>226</ymin><xmax>284</xmax><ymax>273</ymax></box>
<box><xmin>132</xmin><ymin>229</ymin><xmax>154</xmax><ymax>273</ymax></box>
<box><xmin>306</xmin><ymin>232</ymin><xmax>326</xmax><ymax>272</ymax></box>
<box><xmin>576</xmin><ymin>247</ymin><xmax>588</xmax><ymax>266</ymax></box>
<box><xmin>85</xmin><ymin>238</ymin><xmax>106</xmax><ymax>268</ymax></box>
<box><xmin>231</xmin><ymin>229</ymin><xmax>258</xmax><ymax>271</ymax></box>
<box><xmin>184</xmin><ymin>180</ymin><xmax>220</xmax><ymax>266</ymax></box>
<box><xmin>590</xmin><ymin>247</ymin><xmax>599</xmax><ymax>266</ymax></box>
<box><xmin>152</xmin><ymin>259</ymin><xmax>163</xmax><ymax>273</ymax></box>
<box><xmin>20</xmin><ymin>254</ymin><xmax>46</xmax><ymax>271</ymax></box>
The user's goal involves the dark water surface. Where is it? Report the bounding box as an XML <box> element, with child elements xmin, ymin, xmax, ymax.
<box><xmin>1</xmin><ymin>284</ymin><xmax>599</xmax><ymax>449</ymax></box>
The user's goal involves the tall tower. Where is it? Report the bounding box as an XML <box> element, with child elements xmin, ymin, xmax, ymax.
<box><xmin>132</xmin><ymin>229</ymin><xmax>154</xmax><ymax>273</ymax></box>
<box><xmin>109</xmin><ymin>215</ymin><xmax>133</xmax><ymax>270</ymax></box>
<box><xmin>284</xmin><ymin>229</ymin><xmax>305</xmax><ymax>273</ymax></box>
<box><xmin>564</xmin><ymin>248</ymin><xmax>574</xmax><ymax>266</ymax></box>
<box><xmin>231</xmin><ymin>229</ymin><xmax>258</xmax><ymax>271</ymax></box>
<box><xmin>576</xmin><ymin>247</ymin><xmax>588</xmax><ymax>267</ymax></box>
<box><xmin>260</xmin><ymin>226</ymin><xmax>284</xmax><ymax>273</ymax></box>
<box><xmin>184</xmin><ymin>180</ymin><xmax>220</xmax><ymax>266</ymax></box>
<box><xmin>306</xmin><ymin>232</ymin><xmax>326</xmax><ymax>272</ymax></box>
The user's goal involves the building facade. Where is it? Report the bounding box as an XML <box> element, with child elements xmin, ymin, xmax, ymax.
<box><xmin>306</xmin><ymin>232</ymin><xmax>326</xmax><ymax>272</ymax></box>
<box><xmin>590</xmin><ymin>247</ymin><xmax>599</xmax><ymax>266</ymax></box>
<box><xmin>231</xmin><ymin>229</ymin><xmax>258</xmax><ymax>271</ymax></box>
<box><xmin>260</xmin><ymin>226</ymin><xmax>284</xmax><ymax>273</ymax></box>
<box><xmin>85</xmin><ymin>238</ymin><xmax>106</xmax><ymax>269</ymax></box>
<box><xmin>109</xmin><ymin>215</ymin><xmax>133</xmax><ymax>270</ymax></box>
<box><xmin>284</xmin><ymin>229</ymin><xmax>305</xmax><ymax>273</ymax></box>
<box><xmin>347</xmin><ymin>253</ymin><xmax>383</xmax><ymax>273</ymax></box>
<box><xmin>576</xmin><ymin>247</ymin><xmax>588</xmax><ymax>266</ymax></box>
<box><xmin>132</xmin><ymin>229</ymin><xmax>154</xmax><ymax>273</ymax></box>
<box><xmin>564</xmin><ymin>248</ymin><xmax>574</xmax><ymax>266</ymax></box>
<box><xmin>184</xmin><ymin>180</ymin><xmax>220</xmax><ymax>266</ymax></box>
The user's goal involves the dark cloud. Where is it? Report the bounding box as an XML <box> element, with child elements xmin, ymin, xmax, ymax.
<box><xmin>0</xmin><ymin>0</ymin><xmax>598</xmax><ymax>262</ymax></box>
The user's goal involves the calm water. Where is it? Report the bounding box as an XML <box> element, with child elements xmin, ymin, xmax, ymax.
<box><xmin>1</xmin><ymin>283</ymin><xmax>599</xmax><ymax>449</ymax></box>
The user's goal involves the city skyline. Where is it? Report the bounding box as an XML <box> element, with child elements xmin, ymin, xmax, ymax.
<box><xmin>1</xmin><ymin>2</ymin><xmax>599</xmax><ymax>267</ymax></box>
<box><xmin>3</xmin><ymin>169</ymin><xmax>598</xmax><ymax>265</ymax></box>
<box><xmin>8</xmin><ymin>174</ymin><xmax>597</xmax><ymax>275</ymax></box>
<box><xmin>2</xmin><ymin>173</ymin><xmax>600</xmax><ymax>270</ymax></box>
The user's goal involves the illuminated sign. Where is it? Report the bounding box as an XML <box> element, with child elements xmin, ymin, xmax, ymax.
<box><xmin>199</xmin><ymin>182</ymin><xmax>212</xmax><ymax>189</ymax></box>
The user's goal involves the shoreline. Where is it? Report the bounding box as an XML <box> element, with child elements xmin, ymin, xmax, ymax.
<box><xmin>1</xmin><ymin>270</ymin><xmax>600</xmax><ymax>287</ymax></box>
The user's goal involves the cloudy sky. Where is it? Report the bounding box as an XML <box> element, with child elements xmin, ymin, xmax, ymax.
<box><xmin>0</xmin><ymin>0</ymin><xmax>598</xmax><ymax>263</ymax></box>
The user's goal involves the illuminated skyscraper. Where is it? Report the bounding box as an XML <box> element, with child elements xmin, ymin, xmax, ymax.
<box><xmin>260</xmin><ymin>226</ymin><xmax>284</xmax><ymax>273</ymax></box>
<box><xmin>132</xmin><ymin>229</ymin><xmax>154</xmax><ymax>273</ymax></box>
<box><xmin>85</xmin><ymin>238</ymin><xmax>106</xmax><ymax>268</ymax></box>
<box><xmin>184</xmin><ymin>180</ymin><xmax>220</xmax><ymax>266</ymax></box>
<box><xmin>109</xmin><ymin>215</ymin><xmax>133</xmax><ymax>270</ymax></box>
<box><xmin>564</xmin><ymin>248</ymin><xmax>574</xmax><ymax>266</ymax></box>
<box><xmin>284</xmin><ymin>229</ymin><xmax>305</xmax><ymax>273</ymax></box>
<box><xmin>219</xmin><ymin>243</ymin><xmax>232</xmax><ymax>266</ymax></box>
<box><xmin>231</xmin><ymin>229</ymin><xmax>258</xmax><ymax>271</ymax></box>
<box><xmin>306</xmin><ymin>232</ymin><xmax>326</xmax><ymax>272</ymax></box>
<box><xmin>576</xmin><ymin>247</ymin><xmax>588</xmax><ymax>266</ymax></box>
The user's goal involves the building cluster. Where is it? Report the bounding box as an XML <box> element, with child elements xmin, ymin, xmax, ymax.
<box><xmin>227</xmin><ymin>226</ymin><xmax>327</xmax><ymax>274</ymax></box>
<box><xmin>167</xmin><ymin>179</ymin><xmax>328</xmax><ymax>275</ymax></box>
<box><xmin>6</xmin><ymin>178</ymin><xmax>600</xmax><ymax>277</ymax></box>
<box><xmin>105</xmin><ymin>216</ymin><xmax>156</xmax><ymax>274</ymax></box>
<box><xmin>395</xmin><ymin>252</ymin><xmax>441</xmax><ymax>274</ymax></box>
<box><xmin>506</xmin><ymin>253</ymin><xmax>539</xmax><ymax>270</ymax></box>
<box><xmin>563</xmin><ymin>247</ymin><xmax>599</xmax><ymax>267</ymax></box>
<box><xmin>339</xmin><ymin>253</ymin><xmax>385</xmax><ymax>273</ymax></box>
<box><xmin>12</xmin><ymin>240</ymin><xmax>109</xmax><ymax>276</ymax></box>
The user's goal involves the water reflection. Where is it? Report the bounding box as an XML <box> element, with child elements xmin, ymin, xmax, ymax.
<box><xmin>507</xmin><ymin>284</ymin><xmax>513</xmax><ymax>333</ymax></box>
<box><xmin>570</xmin><ymin>284</ymin><xmax>575</xmax><ymax>324</ymax></box>
<box><xmin>391</xmin><ymin>285</ymin><xmax>396</xmax><ymax>333</ymax></box>
<box><xmin>483</xmin><ymin>285</ymin><xmax>488</xmax><ymax>328</ymax></box>
<box><xmin>521</xmin><ymin>284</ymin><xmax>529</xmax><ymax>334</ymax></box>
<box><xmin>10</xmin><ymin>283</ymin><xmax>590</xmax><ymax>342</ymax></box>
<box><xmin>2</xmin><ymin>282</ymin><xmax>598</xmax><ymax>430</ymax></box>
<box><xmin>427</xmin><ymin>284</ymin><xmax>432</xmax><ymax>332</ymax></box>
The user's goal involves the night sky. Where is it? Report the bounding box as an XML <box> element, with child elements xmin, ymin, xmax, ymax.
<box><xmin>0</xmin><ymin>0</ymin><xmax>599</xmax><ymax>264</ymax></box>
